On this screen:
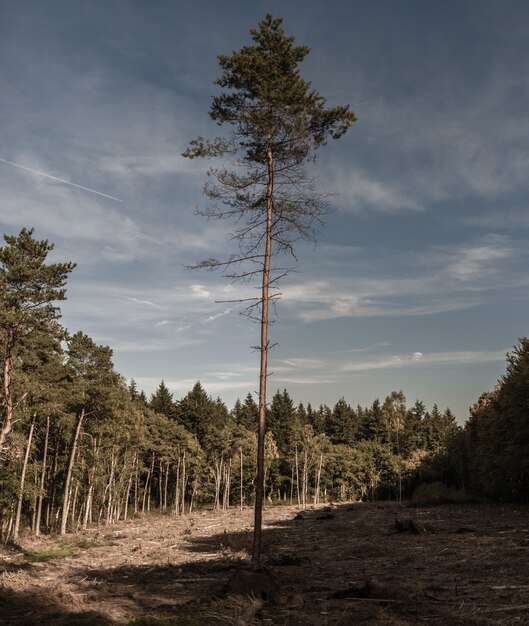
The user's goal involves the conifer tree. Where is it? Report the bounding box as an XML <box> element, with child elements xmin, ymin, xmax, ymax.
<box><xmin>0</xmin><ymin>228</ymin><xmax>75</xmax><ymax>455</ymax></box>
<box><xmin>184</xmin><ymin>15</ymin><xmax>356</xmax><ymax>568</ymax></box>
<box><xmin>150</xmin><ymin>380</ymin><xmax>176</xmax><ymax>420</ymax></box>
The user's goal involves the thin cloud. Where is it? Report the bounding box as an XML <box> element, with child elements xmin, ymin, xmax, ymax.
<box><xmin>205</xmin><ymin>308</ymin><xmax>232</xmax><ymax>323</ymax></box>
<box><xmin>0</xmin><ymin>157</ymin><xmax>122</xmax><ymax>202</ymax></box>
<box><xmin>342</xmin><ymin>350</ymin><xmax>507</xmax><ymax>372</ymax></box>
<box><xmin>117</xmin><ymin>295</ymin><xmax>163</xmax><ymax>309</ymax></box>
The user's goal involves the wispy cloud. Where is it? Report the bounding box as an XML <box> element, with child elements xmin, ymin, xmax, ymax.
<box><xmin>281</xmin><ymin>236</ymin><xmax>521</xmax><ymax>322</ymax></box>
<box><xmin>117</xmin><ymin>295</ymin><xmax>163</xmax><ymax>309</ymax></box>
<box><xmin>342</xmin><ymin>349</ymin><xmax>507</xmax><ymax>372</ymax></box>
<box><xmin>0</xmin><ymin>157</ymin><xmax>122</xmax><ymax>202</ymax></box>
<box><xmin>205</xmin><ymin>308</ymin><xmax>232</xmax><ymax>322</ymax></box>
<box><xmin>327</xmin><ymin>168</ymin><xmax>422</xmax><ymax>214</ymax></box>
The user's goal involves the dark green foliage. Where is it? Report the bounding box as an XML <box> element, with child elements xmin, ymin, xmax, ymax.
<box><xmin>326</xmin><ymin>398</ymin><xmax>358</xmax><ymax>445</ymax></box>
<box><xmin>268</xmin><ymin>389</ymin><xmax>299</xmax><ymax>455</ymax></box>
<box><xmin>412</xmin><ymin>481</ymin><xmax>473</xmax><ymax>506</ymax></box>
<box><xmin>1</xmin><ymin>228</ymin><xmax>75</xmax><ymax>453</ymax></box>
<box><xmin>150</xmin><ymin>380</ymin><xmax>176</xmax><ymax>420</ymax></box>
<box><xmin>465</xmin><ymin>338</ymin><xmax>529</xmax><ymax>501</ymax></box>
<box><xmin>233</xmin><ymin>393</ymin><xmax>259</xmax><ymax>430</ymax></box>
<box><xmin>0</xmin><ymin>227</ymin><xmax>75</xmax><ymax>331</ymax></box>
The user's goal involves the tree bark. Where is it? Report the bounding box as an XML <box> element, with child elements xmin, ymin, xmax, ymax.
<box><xmin>13</xmin><ymin>415</ymin><xmax>35</xmax><ymax>541</ymax></box>
<box><xmin>35</xmin><ymin>414</ymin><xmax>50</xmax><ymax>536</ymax></box>
<box><xmin>60</xmin><ymin>408</ymin><xmax>85</xmax><ymax>535</ymax></box>
<box><xmin>252</xmin><ymin>141</ymin><xmax>274</xmax><ymax>571</ymax></box>
<box><xmin>240</xmin><ymin>447</ymin><xmax>244</xmax><ymax>511</ymax></box>
<box><xmin>314</xmin><ymin>452</ymin><xmax>323</xmax><ymax>505</ymax></box>
<box><xmin>0</xmin><ymin>352</ymin><xmax>14</xmax><ymax>453</ymax></box>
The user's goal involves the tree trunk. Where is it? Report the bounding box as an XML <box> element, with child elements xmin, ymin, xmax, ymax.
<box><xmin>124</xmin><ymin>453</ymin><xmax>136</xmax><ymax>521</ymax></box>
<box><xmin>223</xmin><ymin>458</ymin><xmax>231</xmax><ymax>511</ymax></box>
<box><xmin>105</xmin><ymin>451</ymin><xmax>116</xmax><ymax>525</ymax></box>
<box><xmin>174</xmin><ymin>456</ymin><xmax>181</xmax><ymax>516</ymax></box>
<box><xmin>163</xmin><ymin>460</ymin><xmax>169</xmax><ymax>512</ymax></box>
<box><xmin>240</xmin><ymin>447</ymin><xmax>244</xmax><ymax>511</ymax></box>
<box><xmin>35</xmin><ymin>414</ymin><xmax>50</xmax><ymax>536</ymax></box>
<box><xmin>0</xmin><ymin>352</ymin><xmax>14</xmax><ymax>453</ymax></box>
<box><xmin>158</xmin><ymin>458</ymin><xmax>163</xmax><ymax>510</ymax></box>
<box><xmin>47</xmin><ymin>439</ymin><xmax>61</xmax><ymax>530</ymax></box>
<box><xmin>60</xmin><ymin>408</ymin><xmax>85</xmax><ymax>535</ymax></box>
<box><xmin>290</xmin><ymin>464</ymin><xmax>294</xmax><ymax>505</ymax></box>
<box><xmin>252</xmin><ymin>141</ymin><xmax>274</xmax><ymax>571</ymax></box>
<box><xmin>13</xmin><ymin>415</ymin><xmax>36</xmax><ymax>541</ymax></box>
<box><xmin>314</xmin><ymin>453</ymin><xmax>323</xmax><ymax>505</ymax></box>
<box><xmin>70</xmin><ymin>479</ymin><xmax>80</xmax><ymax>530</ymax></box>
<box><xmin>181</xmin><ymin>450</ymin><xmax>186</xmax><ymax>515</ymax></box>
<box><xmin>142</xmin><ymin>453</ymin><xmax>155</xmax><ymax>513</ymax></box>
<box><xmin>295</xmin><ymin>445</ymin><xmax>301</xmax><ymax>507</ymax></box>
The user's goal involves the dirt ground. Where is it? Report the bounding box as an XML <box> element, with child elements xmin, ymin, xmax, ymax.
<box><xmin>1</xmin><ymin>501</ymin><xmax>528</xmax><ymax>625</ymax></box>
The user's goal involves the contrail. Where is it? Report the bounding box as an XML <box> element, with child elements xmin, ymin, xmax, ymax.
<box><xmin>0</xmin><ymin>158</ymin><xmax>122</xmax><ymax>202</ymax></box>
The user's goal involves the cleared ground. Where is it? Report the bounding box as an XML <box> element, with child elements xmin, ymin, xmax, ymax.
<box><xmin>1</xmin><ymin>501</ymin><xmax>528</xmax><ymax>625</ymax></box>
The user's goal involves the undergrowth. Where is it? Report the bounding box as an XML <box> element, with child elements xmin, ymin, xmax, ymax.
<box><xmin>25</xmin><ymin>537</ymin><xmax>102</xmax><ymax>562</ymax></box>
<box><xmin>412</xmin><ymin>481</ymin><xmax>478</xmax><ymax>506</ymax></box>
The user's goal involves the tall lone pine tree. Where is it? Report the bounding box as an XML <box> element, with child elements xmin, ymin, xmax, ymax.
<box><xmin>184</xmin><ymin>15</ymin><xmax>356</xmax><ymax>568</ymax></box>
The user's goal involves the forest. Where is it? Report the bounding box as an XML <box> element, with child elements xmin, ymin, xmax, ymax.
<box><xmin>1</xmin><ymin>227</ymin><xmax>528</xmax><ymax>545</ymax></box>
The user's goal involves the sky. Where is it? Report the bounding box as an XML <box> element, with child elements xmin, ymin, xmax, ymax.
<box><xmin>1</xmin><ymin>0</ymin><xmax>529</xmax><ymax>422</ymax></box>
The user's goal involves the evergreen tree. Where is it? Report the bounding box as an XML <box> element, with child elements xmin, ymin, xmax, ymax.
<box><xmin>184</xmin><ymin>14</ymin><xmax>356</xmax><ymax>569</ymax></box>
<box><xmin>236</xmin><ymin>393</ymin><xmax>259</xmax><ymax>431</ymax></box>
<box><xmin>326</xmin><ymin>397</ymin><xmax>358</xmax><ymax>445</ymax></box>
<box><xmin>268</xmin><ymin>389</ymin><xmax>299</xmax><ymax>455</ymax></box>
<box><xmin>150</xmin><ymin>380</ymin><xmax>176</xmax><ymax>420</ymax></box>
<box><xmin>359</xmin><ymin>398</ymin><xmax>385</xmax><ymax>441</ymax></box>
<box><xmin>0</xmin><ymin>228</ymin><xmax>75</xmax><ymax>453</ymax></box>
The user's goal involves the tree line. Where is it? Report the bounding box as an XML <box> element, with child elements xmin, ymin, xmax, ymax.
<box><xmin>1</xmin><ymin>228</ymin><xmax>527</xmax><ymax>544</ymax></box>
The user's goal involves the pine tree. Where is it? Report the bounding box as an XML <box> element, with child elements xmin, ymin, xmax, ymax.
<box><xmin>184</xmin><ymin>15</ymin><xmax>356</xmax><ymax>568</ymax></box>
<box><xmin>0</xmin><ymin>228</ymin><xmax>75</xmax><ymax>454</ymax></box>
<box><xmin>150</xmin><ymin>380</ymin><xmax>176</xmax><ymax>420</ymax></box>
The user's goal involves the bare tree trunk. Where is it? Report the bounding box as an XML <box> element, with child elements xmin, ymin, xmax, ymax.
<box><xmin>223</xmin><ymin>458</ymin><xmax>231</xmax><ymax>511</ymax></box>
<box><xmin>314</xmin><ymin>453</ymin><xmax>323</xmax><ymax>505</ymax></box>
<box><xmin>214</xmin><ymin>456</ymin><xmax>223</xmax><ymax>510</ymax></box>
<box><xmin>302</xmin><ymin>450</ymin><xmax>308</xmax><ymax>509</ymax></box>
<box><xmin>142</xmin><ymin>453</ymin><xmax>155</xmax><ymax>513</ymax></box>
<box><xmin>124</xmin><ymin>453</ymin><xmax>136</xmax><ymax>521</ymax></box>
<box><xmin>105</xmin><ymin>451</ymin><xmax>116</xmax><ymax>525</ymax></box>
<box><xmin>189</xmin><ymin>480</ymin><xmax>197</xmax><ymax>513</ymax></box>
<box><xmin>174</xmin><ymin>456</ymin><xmax>181</xmax><ymax>516</ymax></box>
<box><xmin>47</xmin><ymin>440</ymin><xmax>61</xmax><ymax>531</ymax></box>
<box><xmin>158</xmin><ymin>458</ymin><xmax>163</xmax><ymax>510</ymax></box>
<box><xmin>252</xmin><ymin>142</ymin><xmax>274</xmax><ymax>571</ymax></box>
<box><xmin>295</xmin><ymin>446</ymin><xmax>301</xmax><ymax>508</ymax></box>
<box><xmin>163</xmin><ymin>460</ymin><xmax>169</xmax><ymax>512</ymax></box>
<box><xmin>0</xmin><ymin>352</ymin><xmax>14</xmax><ymax>453</ymax></box>
<box><xmin>134</xmin><ymin>451</ymin><xmax>139</xmax><ymax>515</ymax></box>
<box><xmin>240</xmin><ymin>447</ymin><xmax>244</xmax><ymax>511</ymax></box>
<box><xmin>70</xmin><ymin>479</ymin><xmax>79</xmax><ymax>530</ymax></box>
<box><xmin>35</xmin><ymin>414</ymin><xmax>50</xmax><ymax>536</ymax></box>
<box><xmin>60</xmin><ymin>408</ymin><xmax>85</xmax><ymax>535</ymax></box>
<box><xmin>82</xmin><ymin>438</ymin><xmax>99</xmax><ymax>530</ymax></box>
<box><xmin>13</xmin><ymin>415</ymin><xmax>36</xmax><ymax>541</ymax></box>
<box><xmin>181</xmin><ymin>451</ymin><xmax>186</xmax><ymax>515</ymax></box>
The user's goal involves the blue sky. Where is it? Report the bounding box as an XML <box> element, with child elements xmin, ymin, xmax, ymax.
<box><xmin>1</xmin><ymin>0</ymin><xmax>528</xmax><ymax>421</ymax></box>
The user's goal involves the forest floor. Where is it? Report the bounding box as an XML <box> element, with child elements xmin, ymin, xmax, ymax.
<box><xmin>1</xmin><ymin>501</ymin><xmax>528</xmax><ymax>625</ymax></box>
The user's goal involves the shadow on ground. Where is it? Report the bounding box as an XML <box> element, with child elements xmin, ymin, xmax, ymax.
<box><xmin>2</xmin><ymin>502</ymin><xmax>529</xmax><ymax>625</ymax></box>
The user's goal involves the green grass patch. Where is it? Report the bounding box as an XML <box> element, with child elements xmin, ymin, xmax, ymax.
<box><xmin>26</xmin><ymin>546</ymin><xmax>73</xmax><ymax>562</ymax></box>
<box><xmin>25</xmin><ymin>537</ymin><xmax>102</xmax><ymax>562</ymax></box>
